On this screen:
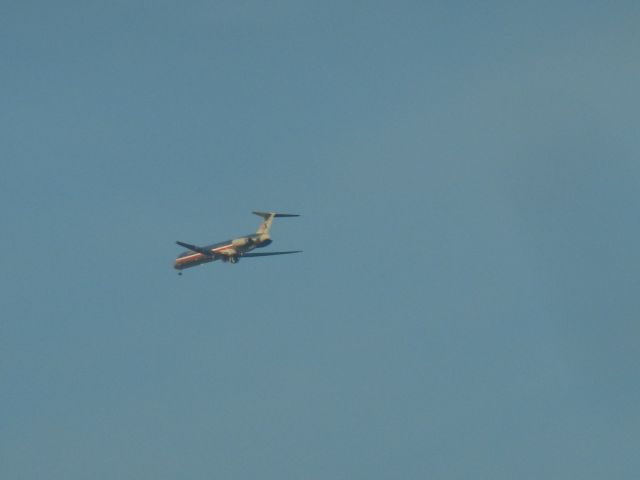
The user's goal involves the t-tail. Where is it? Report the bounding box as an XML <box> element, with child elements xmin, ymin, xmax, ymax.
<box><xmin>253</xmin><ymin>211</ymin><xmax>300</xmax><ymax>235</ymax></box>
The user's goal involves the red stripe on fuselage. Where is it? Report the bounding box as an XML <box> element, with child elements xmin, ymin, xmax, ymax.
<box><xmin>174</xmin><ymin>244</ymin><xmax>234</xmax><ymax>268</ymax></box>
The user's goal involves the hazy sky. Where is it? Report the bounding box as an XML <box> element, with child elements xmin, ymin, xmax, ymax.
<box><xmin>2</xmin><ymin>1</ymin><xmax>640</xmax><ymax>478</ymax></box>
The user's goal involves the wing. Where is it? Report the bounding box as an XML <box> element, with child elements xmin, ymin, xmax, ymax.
<box><xmin>176</xmin><ymin>241</ymin><xmax>214</xmax><ymax>256</ymax></box>
<box><xmin>241</xmin><ymin>250</ymin><xmax>303</xmax><ymax>258</ymax></box>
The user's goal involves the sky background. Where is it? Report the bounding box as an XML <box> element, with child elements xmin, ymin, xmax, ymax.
<box><xmin>2</xmin><ymin>1</ymin><xmax>640</xmax><ymax>478</ymax></box>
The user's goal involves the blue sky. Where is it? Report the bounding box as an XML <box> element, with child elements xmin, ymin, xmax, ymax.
<box><xmin>2</xmin><ymin>1</ymin><xmax>640</xmax><ymax>478</ymax></box>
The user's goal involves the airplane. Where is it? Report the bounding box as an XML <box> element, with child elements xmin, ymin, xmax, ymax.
<box><xmin>174</xmin><ymin>211</ymin><xmax>301</xmax><ymax>274</ymax></box>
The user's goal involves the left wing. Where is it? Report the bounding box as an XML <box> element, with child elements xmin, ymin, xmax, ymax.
<box><xmin>176</xmin><ymin>241</ymin><xmax>214</xmax><ymax>256</ymax></box>
<box><xmin>241</xmin><ymin>250</ymin><xmax>302</xmax><ymax>258</ymax></box>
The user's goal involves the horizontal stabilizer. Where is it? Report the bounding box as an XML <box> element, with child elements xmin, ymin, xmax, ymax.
<box><xmin>252</xmin><ymin>211</ymin><xmax>300</xmax><ymax>218</ymax></box>
<box><xmin>176</xmin><ymin>241</ymin><xmax>213</xmax><ymax>256</ymax></box>
<box><xmin>241</xmin><ymin>250</ymin><xmax>302</xmax><ymax>258</ymax></box>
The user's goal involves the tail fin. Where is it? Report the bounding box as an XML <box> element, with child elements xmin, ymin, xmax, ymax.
<box><xmin>252</xmin><ymin>211</ymin><xmax>300</xmax><ymax>235</ymax></box>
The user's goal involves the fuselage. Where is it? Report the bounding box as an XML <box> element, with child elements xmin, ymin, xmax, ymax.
<box><xmin>174</xmin><ymin>234</ymin><xmax>272</xmax><ymax>270</ymax></box>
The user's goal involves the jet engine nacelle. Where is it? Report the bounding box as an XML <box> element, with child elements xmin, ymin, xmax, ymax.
<box><xmin>257</xmin><ymin>234</ymin><xmax>272</xmax><ymax>246</ymax></box>
<box><xmin>232</xmin><ymin>238</ymin><xmax>251</xmax><ymax>247</ymax></box>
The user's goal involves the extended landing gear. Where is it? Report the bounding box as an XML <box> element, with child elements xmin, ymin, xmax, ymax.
<box><xmin>178</xmin><ymin>272</ymin><xmax>183</xmax><ymax>276</ymax></box>
<box><xmin>229</xmin><ymin>256</ymin><xmax>239</xmax><ymax>264</ymax></box>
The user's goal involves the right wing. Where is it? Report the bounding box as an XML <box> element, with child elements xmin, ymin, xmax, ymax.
<box><xmin>176</xmin><ymin>241</ymin><xmax>214</xmax><ymax>256</ymax></box>
<box><xmin>241</xmin><ymin>250</ymin><xmax>302</xmax><ymax>258</ymax></box>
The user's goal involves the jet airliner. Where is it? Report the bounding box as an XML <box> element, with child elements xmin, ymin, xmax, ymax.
<box><xmin>174</xmin><ymin>211</ymin><xmax>301</xmax><ymax>274</ymax></box>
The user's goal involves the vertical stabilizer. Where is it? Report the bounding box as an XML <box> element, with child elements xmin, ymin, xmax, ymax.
<box><xmin>252</xmin><ymin>211</ymin><xmax>300</xmax><ymax>235</ymax></box>
<box><xmin>254</xmin><ymin>212</ymin><xmax>276</xmax><ymax>235</ymax></box>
